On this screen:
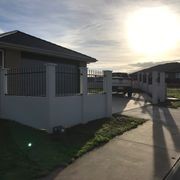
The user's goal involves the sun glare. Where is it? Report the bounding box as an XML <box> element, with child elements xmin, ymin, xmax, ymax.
<box><xmin>126</xmin><ymin>7</ymin><xmax>180</xmax><ymax>55</ymax></box>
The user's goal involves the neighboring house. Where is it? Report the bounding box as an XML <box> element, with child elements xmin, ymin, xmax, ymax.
<box><xmin>0</xmin><ymin>30</ymin><xmax>112</xmax><ymax>133</ymax></box>
<box><xmin>131</xmin><ymin>62</ymin><xmax>180</xmax><ymax>87</ymax></box>
<box><xmin>0</xmin><ymin>30</ymin><xmax>96</xmax><ymax>96</ymax></box>
<box><xmin>0</xmin><ymin>30</ymin><xmax>96</xmax><ymax>69</ymax></box>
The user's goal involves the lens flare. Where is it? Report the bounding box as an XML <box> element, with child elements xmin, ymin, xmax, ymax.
<box><xmin>28</xmin><ymin>143</ymin><xmax>32</xmax><ymax>147</ymax></box>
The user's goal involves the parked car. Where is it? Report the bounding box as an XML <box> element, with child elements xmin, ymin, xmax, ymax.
<box><xmin>112</xmin><ymin>72</ymin><xmax>133</xmax><ymax>97</ymax></box>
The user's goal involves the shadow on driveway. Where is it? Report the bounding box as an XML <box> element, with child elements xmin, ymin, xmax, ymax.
<box><xmin>112</xmin><ymin>93</ymin><xmax>151</xmax><ymax>114</ymax></box>
<box><xmin>122</xmin><ymin>103</ymin><xmax>180</xmax><ymax>179</ymax></box>
<box><xmin>134</xmin><ymin>105</ymin><xmax>180</xmax><ymax>178</ymax></box>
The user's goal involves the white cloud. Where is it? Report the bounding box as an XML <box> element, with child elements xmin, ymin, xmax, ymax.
<box><xmin>0</xmin><ymin>28</ymin><xmax>4</xmax><ymax>34</ymax></box>
<box><xmin>1</xmin><ymin>0</ymin><xmax>180</xmax><ymax>72</ymax></box>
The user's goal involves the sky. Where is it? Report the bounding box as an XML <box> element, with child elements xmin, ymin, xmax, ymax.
<box><xmin>0</xmin><ymin>0</ymin><xmax>180</xmax><ymax>72</ymax></box>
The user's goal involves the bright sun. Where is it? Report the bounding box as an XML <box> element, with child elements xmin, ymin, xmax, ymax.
<box><xmin>126</xmin><ymin>7</ymin><xmax>180</xmax><ymax>55</ymax></box>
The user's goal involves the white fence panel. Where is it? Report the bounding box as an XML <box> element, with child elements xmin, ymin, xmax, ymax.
<box><xmin>51</xmin><ymin>96</ymin><xmax>82</xmax><ymax>128</ymax></box>
<box><xmin>3</xmin><ymin>96</ymin><xmax>49</xmax><ymax>130</ymax></box>
<box><xmin>0</xmin><ymin>66</ymin><xmax>112</xmax><ymax>132</ymax></box>
<box><xmin>84</xmin><ymin>94</ymin><xmax>106</xmax><ymax>123</ymax></box>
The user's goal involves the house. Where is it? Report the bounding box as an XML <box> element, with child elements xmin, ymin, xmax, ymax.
<box><xmin>130</xmin><ymin>62</ymin><xmax>180</xmax><ymax>87</ymax></box>
<box><xmin>0</xmin><ymin>30</ymin><xmax>112</xmax><ymax>132</ymax></box>
<box><xmin>0</xmin><ymin>30</ymin><xmax>97</xmax><ymax>96</ymax></box>
<box><xmin>0</xmin><ymin>30</ymin><xmax>97</xmax><ymax>67</ymax></box>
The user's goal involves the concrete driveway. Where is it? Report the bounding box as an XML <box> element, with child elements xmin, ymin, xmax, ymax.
<box><xmin>50</xmin><ymin>104</ymin><xmax>180</xmax><ymax>180</ymax></box>
<box><xmin>46</xmin><ymin>93</ymin><xmax>180</xmax><ymax>180</ymax></box>
<box><xmin>112</xmin><ymin>93</ymin><xmax>151</xmax><ymax>114</ymax></box>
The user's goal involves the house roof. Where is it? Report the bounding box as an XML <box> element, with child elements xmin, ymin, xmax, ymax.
<box><xmin>131</xmin><ymin>62</ymin><xmax>180</xmax><ymax>75</ymax></box>
<box><xmin>0</xmin><ymin>30</ymin><xmax>97</xmax><ymax>63</ymax></box>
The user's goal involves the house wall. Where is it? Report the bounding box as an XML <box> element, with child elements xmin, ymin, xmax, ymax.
<box><xmin>21</xmin><ymin>52</ymin><xmax>87</xmax><ymax>67</ymax></box>
<box><xmin>3</xmin><ymin>48</ymin><xmax>87</xmax><ymax>68</ymax></box>
<box><xmin>4</xmin><ymin>48</ymin><xmax>21</xmax><ymax>68</ymax></box>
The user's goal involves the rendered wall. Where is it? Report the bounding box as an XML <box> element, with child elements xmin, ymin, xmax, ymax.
<box><xmin>2</xmin><ymin>96</ymin><xmax>49</xmax><ymax>130</ymax></box>
<box><xmin>0</xmin><ymin>66</ymin><xmax>112</xmax><ymax>133</ymax></box>
<box><xmin>5</xmin><ymin>48</ymin><xmax>21</xmax><ymax>68</ymax></box>
<box><xmin>2</xmin><ymin>94</ymin><xmax>107</xmax><ymax>132</ymax></box>
<box><xmin>50</xmin><ymin>94</ymin><xmax>107</xmax><ymax>129</ymax></box>
<box><xmin>50</xmin><ymin>95</ymin><xmax>82</xmax><ymax>128</ymax></box>
<box><xmin>83</xmin><ymin>94</ymin><xmax>106</xmax><ymax>123</ymax></box>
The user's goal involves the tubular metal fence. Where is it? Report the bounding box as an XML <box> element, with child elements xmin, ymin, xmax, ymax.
<box><xmin>5</xmin><ymin>66</ymin><xmax>46</xmax><ymax>96</ymax></box>
<box><xmin>148</xmin><ymin>73</ymin><xmax>152</xmax><ymax>84</ymax></box>
<box><xmin>143</xmin><ymin>73</ymin><xmax>146</xmax><ymax>83</ymax></box>
<box><xmin>56</xmin><ymin>64</ymin><xmax>80</xmax><ymax>96</ymax></box>
<box><xmin>4</xmin><ymin>65</ymin><xmax>104</xmax><ymax>97</ymax></box>
<box><xmin>88</xmin><ymin>69</ymin><xmax>104</xmax><ymax>94</ymax></box>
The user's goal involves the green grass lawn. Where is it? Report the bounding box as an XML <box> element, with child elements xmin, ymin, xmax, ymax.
<box><xmin>166</xmin><ymin>88</ymin><xmax>180</xmax><ymax>108</ymax></box>
<box><xmin>165</xmin><ymin>100</ymin><xmax>180</xmax><ymax>109</ymax></box>
<box><xmin>167</xmin><ymin>88</ymin><xmax>180</xmax><ymax>99</ymax></box>
<box><xmin>0</xmin><ymin>115</ymin><xmax>146</xmax><ymax>180</ymax></box>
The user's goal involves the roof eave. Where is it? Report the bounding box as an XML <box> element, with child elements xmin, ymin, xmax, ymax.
<box><xmin>0</xmin><ymin>42</ymin><xmax>97</xmax><ymax>63</ymax></box>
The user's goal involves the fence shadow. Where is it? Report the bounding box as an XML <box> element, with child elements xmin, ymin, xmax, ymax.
<box><xmin>112</xmin><ymin>94</ymin><xmax>131</xmax><ymax>114</ymax></box>
<box><xmin>141</xmin><ymin>105</ymin><xmax>180</xmax><ymax>178</ymax></box>
<box><xmin>112</xmin><ymin>92</ymin><xmax>151</xmax><ymax>114</ymax></box>
<box><xmin>161</xmin><ymin>108</ymin><xmax>180</xmax><ymax>152</ymax></box>
<box><xmin>152</xmin><ymin>106</ymin><xmax>171</xmax><ymax>178</ymax></box>
<box><xmin>131</xmin><ymin>93</ymin><xmax>151</xmax><ymax>115</ymax></box>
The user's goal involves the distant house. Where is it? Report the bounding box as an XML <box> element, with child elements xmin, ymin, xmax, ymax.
<box><xmin>131</xmin><ymin>62</ymin><xmax>180</xmax><ymax>87</ymax></box>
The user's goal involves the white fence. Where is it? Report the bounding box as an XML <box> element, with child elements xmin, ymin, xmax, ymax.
<box><xmin>134</xmin><ymin>71</ymin><xmax>166</xmax><ymax>104</ymax></box>
<box><xmin>0</xmin><ymin>64</ymin><xmax>112</xmax><ymax>133</ymax></box>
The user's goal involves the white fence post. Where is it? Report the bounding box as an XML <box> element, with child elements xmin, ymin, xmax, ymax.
<box><xmin>139</xmin><ymin>72</ymin><xmax>143</xmax><ymax>90</ymax></box>
<box><xmin>46</xmin><ymin>63</ymin><xmax>56</xmax><ymax>132</ymax></box>
<box><xmin>0</xmin><ymin>68</ymin><xmax>8</xmax><ymax>94</ymax></box>
<box><xmin>80</xmin><ymin>67</ymin><xmax>88</xmax><ymax>123</ymax></box>
<box><xmin>80</xmin><ymin>67</ymin><xmax>88</xmax><ymax>95</ymax></box>
<box><xmin>145</xmin><ymin>72</ymin><xmax>149</xmax><ymax>92</ymax></box>
<box><xmin>46</xmin><ymin>63</ymin><xmax>56</xmax><ymax>98</ymax></box>
<box><xmin>159</xmin><ymin>72</ymin><xmax>166</xmax><ymax>102</ymax></box>
<box><xmin>103</xmin><ymin>70</ymin><xmax>112</xmax><ymax>117</ymax></box>
<box><xmin>137</xmin><ymin>72</ymin><xmax>140</xmax><ymax>89</ymax></box>
<box><xmin>0</xmin><ymin>68</ymin><xmax>8</xmax><ymax>117</ymax></box>
<box><xmin>152</xmin><ymin>71</ymin><xmax>158</xmax><ymax>104</ymax></box>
